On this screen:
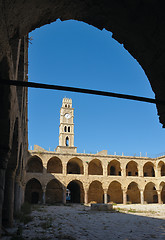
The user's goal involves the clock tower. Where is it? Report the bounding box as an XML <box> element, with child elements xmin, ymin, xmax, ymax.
<box><xmin>56</xmin><ymin>98</ymin><xmax>77</xmax><ymax>153</ymax></box>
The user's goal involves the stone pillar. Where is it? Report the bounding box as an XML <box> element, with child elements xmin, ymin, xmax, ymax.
<box><xmin>63</xmin><ymin>163</ymin><xmax>67</xmax><ymax>176</ymax></box>
<box><xmin>140</xmin><ymin>190</ymin><xmax>144</xmax><ymax>204</ymax></box>
<box><xmin>14</xmin><ymin>178</ymin><xmax>21</xmax><ymax>214</ymax></box>
<box><xmin>84</xmin><ymin>163</ymin><xmax>88</xmax><ymax>176</ymax></box>
<box><xmin>42</xmin><ymin>186</ymin><xmax>46</xmax><ymax>204</ymax></box>
<box><xmin>122</xmin><ymin>189</ymin><xmax>127</xmax><ymax>204</ymax></box>
<box><xmin>21</xmin><ymin>184</ymin><xmax>25</xmax><ymax>205</ymax></box>
<box><xmin>103</xmin><ymin>165</ymin><xmax>107</xmax><ymax>177</ymax></box>
<box><xmin>121</xmin><ymin>166</ymin><xmax>126</xmax><ymax>177</ymax></box>
<box><xmin>138</xmin><ymin>165</ymin><xmax>143</xmax><ymax>177</ymax></box>
<box><xmin>157</xmin><ymin>190</ymin><xmax>162</xmax><ymax>204</ymax></box>
<box><xmin>2</xmin><ymin>168</ymin><xmax>16</xmax><ymax>227</ymax></box>
<box><xmin>104</xmin><ymin>192</ymin><xmax>108</xmax><ymax>204</ymax></box>
<box><xmin>63</xmin><ymin>187</ymin><xmax>66</xmax><ymax>204</ymax></box>
<box><xmin>84</xmin><ymin>189</ymin><xmax>88</xmax><ymax>204</ymax></box>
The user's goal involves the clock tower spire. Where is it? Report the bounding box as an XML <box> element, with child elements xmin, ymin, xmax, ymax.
<box><xmin>56</xmin><ymin>98</ymin><xmax>77</xmax><ymax>153</ymax></box>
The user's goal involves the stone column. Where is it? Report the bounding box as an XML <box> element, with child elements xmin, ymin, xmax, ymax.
<box><xmin>121</xmin><ymin>166</ymin><xmax>126</xmax><ymax>177</ymax></box>
<box><xmin>84</xmin><ymin>189</ymin><xmax>88</xmax><ymax>204</ymax></box>
<box><xmin>140</xmin><ymin>190</ymin><xmax>144</xmax><ymax>204</ymax></box>
<box><xmin>103</xmin><ymin>165</ymin><xmax>108</xmax><ymax>177</ymax></box>
<box><xmin>63</xmin><ymin>163</ymin><xmax>67</xmax><ymax>176</ymax></box>
<box><xmin>157</xmin><ymin>190</ymin><xmax>162</xmax><ymax>204</ymax></box>
<box><xmin>84</xmin><ymin>163</ymin><xmax>88</xmax><ymax>176</ymax></box>
<box><xmin>104</xmin><ymin>192</ymin><xmax>108</xmax><ymax>204</ymax></box>
<box><xmin>122</xmin><ymin>189</ymin><xmax>127</xmax><ymax>204</ymax></box>
<box><xmin>42</xmin><ymin>186</ymin><xmax>46</xmax><ymax>204</ymax></box>
<box><xmin>63</xmin><ymin>187</ymin><xmax>66</xmax><ymax>204</ymax></box>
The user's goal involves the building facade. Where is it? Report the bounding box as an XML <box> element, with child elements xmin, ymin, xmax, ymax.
<box><xmin>25</xmin><ymin>98</ymin><xmax>165</xmax><ymax>205</ymax></box>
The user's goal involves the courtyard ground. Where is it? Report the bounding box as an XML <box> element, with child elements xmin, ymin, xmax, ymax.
<box><xmin>2</xmin><ymin>204</ymin><xmax>165</xmax><ymax>240</ymax></box>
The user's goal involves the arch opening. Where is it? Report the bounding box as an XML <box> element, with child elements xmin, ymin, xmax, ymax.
<box><xmin>160</xmin><ymin>183</ymin><xmax>165</xmax><ymax>204</ymax></box>
<box><xmin>143</xmin><ymin>162</ymin><xmax>155</xmax><ymax>177</ymax></box>
<box><xmin>67</xmin><ymin>180</ymin><xmax>84</xmax><ymax>203</ymax></box>
<box><xmin>108</xmin><ymin>160</ymin><xmax>121</xmax><ymax>176</ymax></box>
<box><xmin>126</xmin><ymin>161</ymin><xmax>138</xmax><ymax>176</ymax></box>
<box><xmin>67</xmin><ymin>158</ymin><xmax>84</xmax><ymax>174</ymax></box>
<box><xmin>26</xmin><ymin>156</ymin><xmax>43</xmax><ymax>173</ymax></box>
<box><xmin>25</xmin><ymin>178</ymin><xmax>43</xmax><ymax>204</ymax></box>
<box><xmin>88</xmin><ymin>159</ymin><xmax>103</xmax><ymax>175</ymax></box>
<box><xmin>46</xmin><ymin>179</ymin><xmax>63</xmax><ymax>204</ymax></box>
<box><xmin>88</xmin><ymin>181</ymin><xmax>103</xmax><ymax>203</ymax></box>
<box><xmin>127</xmin><ymin>182</ymin><xmax>140</xmax><ymax>204</ymax></box>
<box><xmin>144</xmin><ymin>182</ymin><xmax>158</xmax><ymax>204</ymax></box>
<box><xmin>47</xmin><ymin>157</ymin><xmax>62</xmax><ymax>173</ymax></box>
<box><xmin>108</xmin><ymin>181</ymin><xmax>123</xmax><ymax>203</ymax></box>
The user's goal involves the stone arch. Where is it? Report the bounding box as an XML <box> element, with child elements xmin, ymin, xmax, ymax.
<box><xmin>107</xmin><ymin>181</ymin><xmax>123</xmax><ymax>203</ymax></box>
<box><xmin>46</xmin><ymin>179</ymin><xmax>63</xmax><ymax>204</ymax></box>
<box><xmin>143</xmin><ymin>162</ymin><xmax>155</xmax><ymax>177</ymax></box>
<box><xmin>26</xmin><ymin>155</ymin><xmax>43</xmax><ymax>173</ymax></box>
<box><xmin>126</xmin><ymin>161</ymin><xmax>138</xmax><ymax>176</ymax></box>
<box><xmin>67</xmin><ymin>157</ymin><xmax>84</xmax><ymax>174</ymax></box>
<box><xmin>47</xmin><ymin>157</ymin><xmax>62</xmax><ymax>173</ymax></box>
<box><xmin>88</xmin><ymin>180</ymin><xmax>104</xmax><ymax>203</ymax></box>
<box><xmin>158</xmin><ymin>161</ymin><xmax>165</xmax><ymax>176</ymax></box>
<box><xmin>144</xmin><ymin>182</ymin><xmax>158</xmax><ymax>203</ymax></box>
<box><xmin>107</xmin><ymin>160</ymin><xmax>121</xmax><ymax>176</ymax></box>
<box><xmin>127</xmin><ymin>182</ymin><xmax>140</xmax><ymax>204</ymax></box>
<box><xmin>25</xmin><ymin>178</ymin><xmax>43</xmax><ymax>204</ymax></box>
<box><xmin>67</xmin><ymin>180</ymin><xmax>84</xmax><ymax>203</ymax></box>
<box><xmin>88</xmin><ymin>159</ymin><xmax>103</xmax><ymax>175</ymax></box>
<box><xmin>160</xmin><ymin>182</ymin><xmax>165</xmax><ymax>204</ymax></box>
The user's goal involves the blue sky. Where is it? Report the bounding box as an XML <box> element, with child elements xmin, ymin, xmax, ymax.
<box><xmin>28</xmin><ymin>19</ymin><xmax>165</xmax><ymax>157</ymax></box>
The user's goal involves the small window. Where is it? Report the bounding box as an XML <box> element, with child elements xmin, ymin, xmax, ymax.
<box><xmin>118</xmin><ymin>171</ymin><xmax>121</xmax><ymax>176</ymax></box>
<box><xmin>68</xmin><ymin>126</ymin><xmax>70</xmax><ymax>132</ymax></box>
<box><xmin>128</xmin><ymin>171</ymin><xmax>131</xmax><ymax>176</ymax></box>
<box><xmin>144</xmin><ymin>172</ymin><xmax>147</xmax><ymax>177</ymax></box>
<box><xmin>65</xmin><ymin>104</ymin><xmax>67</xmax><ymax>107</ymax></box>
<box><xmin>64</xmin><ymin>126</ymin><xmax>67</xmax><ymax>132</ymax></box>
<box><xmin>66</xmin><ymin>136</ymin><xmax>69</xmax><ymax>146</ymax></box>
<box><xmin>68</xmin><ymin>105</ymin><xmax>70</xmax><ymax>108</ymax></box>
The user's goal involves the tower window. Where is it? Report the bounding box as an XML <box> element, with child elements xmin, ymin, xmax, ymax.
<box><xmin>68</xmin><ymin>105</ymin><xmax>70</xmax><ymax>108</ymax></box>
<box><xmin>68</xmin><ymin>126</ymin><xmax>70</xmax><ymax>132</ymax></box>
<box><xmin>66</xmin><ymin>137</ymin><xmax>69</xmax><ymax>146</ymax></box>
<box><xmin>64</xmin><ymin>126</ymin><xmax>67</xmax><ymax>132</ymax></box>
<box><xmin>65</xmin><ymin>104</ymin><xmax>67</xmax><ymax>107</ymax></box>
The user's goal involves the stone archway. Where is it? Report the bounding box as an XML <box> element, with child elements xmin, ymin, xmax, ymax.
<box><xmin>26</xmin><ymin>156</ymin><xmax>43</xmax><ymax>173</ymax></box>
<box><xmin>160</xmin><ymin>182</ymin><xmax>165</xmax><ymax>204</ymax></box>
<box><xmin>143</xmin><ymin>162</ymin><xmax>155</xmax><ymax>177</ymax></box>
<box><xmin>88</xmin><ymin>159</ymin><xmax>103</xmax><ymax>175</ymax></box>
<box><xmin>88</xmin><ymin>181</ymin><xmax>104</xmax><ymax>203</ymax></box>
<box><xmin>46</xmin><ymin>179</ymin><xmax>63</xmax><ymax>204</ymax></box>
<box><xmin>127</xmin><ymin>182</ymin><xmax>140</xmax><ymax>204</ymax></box>
<box><xmin>107</xmin><ymin>160</ymin><xmax>121</xmax><ymax>176</ymax></box>
<box><xmin>67</xmin><ymin>158</ymin><xmax>84</xmax><ymax>174</ymax></box>
<box><xmin>107</xmin><ymin>181</ymin><xmax>123</xmax><ymax>203</ymax></box>
<box><xmin>158</xmin><ymin>161</ymin><xmax>165</xmax><ymax>176</ymax></box>
<box><xmin>25</xmin><ymin>178</ymin><xmax>43</xmax><ymax>204</ymax></box>
<box><xmin>126</xmin><ymin>161</ymin><xmax>138</xmax><ymax>176</ymax></box>
<box><xmin>47</xmin><ymin>157</ymin><xmax>62</xmax><ymax>173</ymax></box>
<box><xmin>67</xmin><ymin>180</ymin><xmax>84</xmax><ymax>203</ymax></box>
<box><xmin>144</xmin><ymin>182</ymin><xmax>158</xmax><ymax>204</ymax></box>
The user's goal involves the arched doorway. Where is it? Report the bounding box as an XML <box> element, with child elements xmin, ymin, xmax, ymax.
<box><xmin>26</xmin><ymin>156</ymin><xmax>43</xmax><ymax>173</ymax></box>
<box><xmin>67</xmin><ymin>158</ymin><xmax>84</xmax><ymax>174</ymax></box>
<box><xmin>108</xmin><ymin>181</ymin><xmax>123</xmax><ymax>203</ymax></box>
<box><xmin>158</xmin><ymin>161</ymin><xmax>165</xmax><ymax>176</ymax></box>
<box><xmin>143</xmin><ymin>162</ymin><xmax>155</xmax><ymax>177</ymax></box>
<box><xmin>67</xmin><ymin>180</ymin><xmax>84</xmax><ymax>203</ymax></box>
<box><xmin>160</xmin><ymin>182</ymin><xmax>165</xmax><ymax>203</ymax></box>
<box><xmin>25</xmin><ymin>178</ymin><xmax>43</xmax><ymax>204</ymax></box>
<box><xmin>88</xmin><ymin>159</ymin><xmax>103</xmax><ymax>175</ymax></box>
<box><xmin>144</xmin><ymin>182</ymin><xmax>158</xmax><ymax>203</ymax></box>
<box><xmin>46</xmin><ymin>179</ymin><xmax>63</xmax><ymax>204</ymax></box>
<box><xmin>88</xmin><ymin>181</ymin><xmax>103</xmax><ymax>203</ymax></box>
<box><xmin>107</xmin><ymin>160</ymin><xmax>121</xmax><ymax>176</ymax></box>
<box><xmin>127</xmin><ymin>182</ymin><xmax>140</xmax><ymax>204</ymax></box>
<box><xmin>126</xmin><ymin>161</ymin><xmax>138</xmax><ymax>176</ymax></box>
<box><xmin>47</xmin><ymin>157</ymin><xmax>62</xmax><ymax>173</ymax></box>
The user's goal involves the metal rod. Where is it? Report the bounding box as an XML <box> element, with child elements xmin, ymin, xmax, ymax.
<box><xmin>0</xmin><ymin>79</ymin><xmax>164</xmax><ymax>105</ymax></box>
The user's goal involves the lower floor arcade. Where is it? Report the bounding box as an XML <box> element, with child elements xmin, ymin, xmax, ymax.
<box><xmin>24</xmin><ymin>178</ymin><xmax>165</xmax><ymax>205</ymax></box>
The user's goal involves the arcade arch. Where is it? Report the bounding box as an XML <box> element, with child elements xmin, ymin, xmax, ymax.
<box><xmin>47</xmin><ymin>157</ymin><xmax>62</xmax><ymax>173</ymax></box>
<box><xmin>144</xmin><ymin>182</ymin><xmax>158</xmax><ymax>203</ymax></box>
<box><xmin>127</xmin><ymin>182</ymin><xmax>140</xmax><ymax>204</ymax></box>
<box><xmin>107</xmin><ymin>160</ymin><xmax>121</xmax><ymax>176</ymax></box>
<box><xmin>88</xmin><ymin>159</ymin><xmax>103</xmax><ymax>175</ymax></box>
<box><xmin>160</xmin><ymin>182</ymin><xmax>165</xmax><ymax>204</ymax></box>
<box><xmin>25</xmin><ymin>178</ymin><xmax>43</xmax><ymax>204</ymax></box>
<box><xmin>46</xmin><ymin>179</ymin><xmax>63</xmax><ymax>204</ymax></box>
<box><xmin>67</xmin><ymin>158</ymin><xmax>84</xmax><ymax>174</ymax></box>
<box><xmin>126</xmin><ymin>161</ymin><xmax>138</xmax><ymax>176</ymax></box>
<box><xmin>158</xmin><ymin>161</ymin><xmax>165</xmax><ymax>176</ymax></box>
<box><xmin>107</xmin><ymin>181</ymin><xmax>123</xmax><ymax>203</ymax></box>
<box><xmin>26</xmin><ymin>156</ymin><xmax>43</xmax><ymax>173</ymax></box>
<box><xmin>88</xmin><ymin>181</ymin><xmax>103</xmax><ymax>203</ymax></box>
<box><xmin>143</xmin><ymin>162</ymin><xmax>155</xmax><ymax>177</ymax></box>
<box><xmin>67</xmin><ymin>180</ymin><xmax>84</xmax><ymax>203</ymax></box>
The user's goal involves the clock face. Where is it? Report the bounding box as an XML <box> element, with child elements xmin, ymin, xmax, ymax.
<box><xmin>65</xmin><ymin>113</ymin><xmax>71</xmax><ymax>119</ymax></box>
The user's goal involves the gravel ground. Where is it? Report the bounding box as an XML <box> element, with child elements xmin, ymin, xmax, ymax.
<box><xmin>2</xmin><ymin>204</ymin><xmax>165</xmax><ymax>240</ymax></box>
